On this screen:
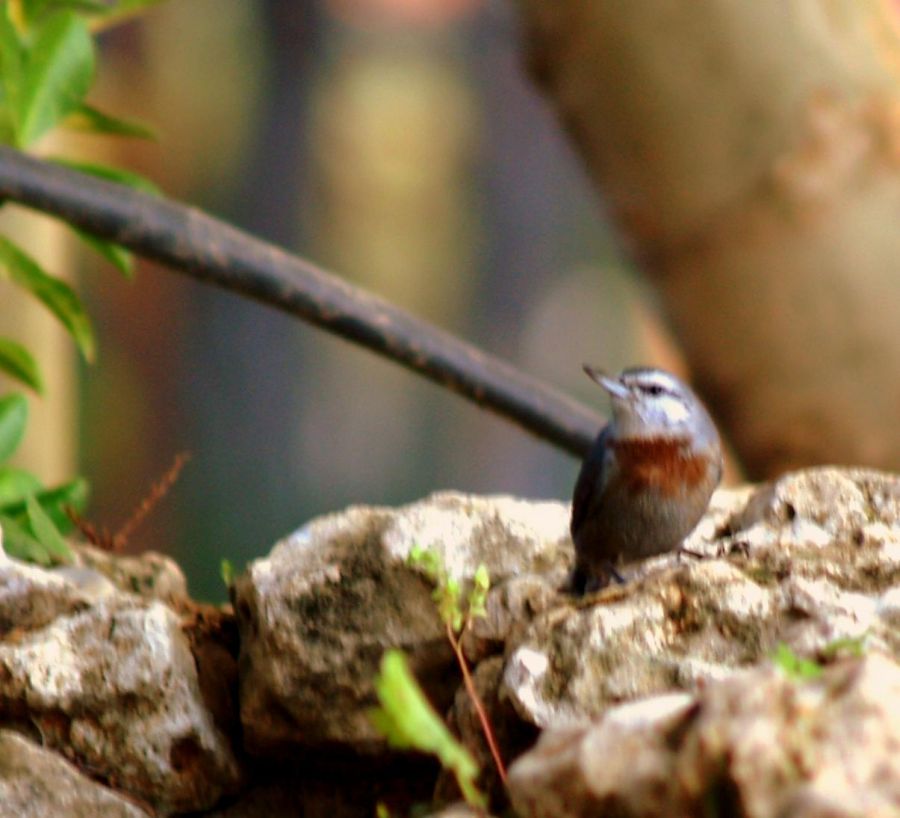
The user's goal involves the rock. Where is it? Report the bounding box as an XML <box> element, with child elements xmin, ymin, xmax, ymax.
<box><xmin>466</xmin><ymin>573</ymin><xmax>562</xmax><ymax>656</ymax></box>
<box><xmin>0</xmin><ymin>729</ymin><xmax>152</xmax><ymax>818</ymax></box>
<box><xmin>0</xmin><ymin>547</ymin><xmax>101</xmax><ymax>633</ymax></box>
<box><xmin>73</xmin><ymin>543</ymin><xmax>189</xmax><ymax>605</ymax></box>
<box><xmin>234</xmin><ymin>492</ymin><xmax>571</xmax><ymax>753</ymax></box>
<box><xmin>4</xmin><ymin>467</ymin><xmax>899</xmax><ymax>815</ymax></box>
<box><xmin>733</xmin><ymin>467</ymin><xmax>900</xmax><ymax>535</ymax></box>
<box><xmin>503</xmin><ymin>468</ymin><xmax>900</xmax><ymax>726</ymax></box>
<box><xmin>0</xmin><ymin>536</ymin><xmax>188</xmax><ymax>634</ymax></box>
<box><xmin>508</xmin><ymin>653</ymin><xmax>900</xmax><ymax>818</ymax></box>
<box><xmin>0</xmin><ymin>546</ymin><xmax>241</xmax><ymax>814</ymax></box>
<box><xmin>437</xmin><ymin>656</ymin><xmax>537</xmax><ymax>806</ymax></box>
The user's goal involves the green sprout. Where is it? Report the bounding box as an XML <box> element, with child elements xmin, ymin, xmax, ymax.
<box><xmin>772</xmin><ymin>643</ymin><xmax>824</xmax><ymax>680</ymax></box>
<box><xmin>370</xmin><ymin>649</ymin><xmax>487</xmax><ymax>810</ymax></box>
<box><xmin>408</xmin><ymin>544</ymin><xmax>489</xmax><ymax>635</ymax></box>
<box><xmin>220</xmin><ymin>558</ymin><xmax>235</xmax><ymax>588</ymax></box>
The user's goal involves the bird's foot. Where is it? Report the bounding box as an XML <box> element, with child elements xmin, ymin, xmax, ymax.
<box><xmin>563</xmin><ymin>562</ymin><xmax>625</xmax><ymax>596</ymax></box>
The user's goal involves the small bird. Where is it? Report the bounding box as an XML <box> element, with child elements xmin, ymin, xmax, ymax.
<box><xmin>569</xmin><ymin>365</ymin><xmax>723</xmax><ymax>594</ymax></box>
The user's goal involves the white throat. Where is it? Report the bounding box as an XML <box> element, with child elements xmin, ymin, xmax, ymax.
<box><xmin>613</xmin><ymin>394</ymin><xmax>691</xmax><ymax>439</ymax></box>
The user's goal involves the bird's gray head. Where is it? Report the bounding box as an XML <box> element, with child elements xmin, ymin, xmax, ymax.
<box><xmin>584</xmin><ymin>365</ymin><xmax>718</xmax><ymax>445</ymax></box>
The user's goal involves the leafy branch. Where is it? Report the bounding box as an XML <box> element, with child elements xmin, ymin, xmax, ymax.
<box><xmin>0</xmin><ymin>393</ymin><xmax>85</xmax><ymax>562</ymax></box>
<box><xmin>0</xmin><ymin>0</ymin><xmax>160</xmax><ymax>384</ymax></box>
<box><xmin>0</xmin><ymin>0</ymin><xmax>160</xmax><ymax>562</ymax></box>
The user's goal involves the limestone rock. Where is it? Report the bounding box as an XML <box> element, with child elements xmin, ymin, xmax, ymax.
<box><xmin>234</xmin><ymin>491</ymin><xmax>571</xmax><ymax>753</ymax></box>
<box><xmin>508</xmin><ymin>653</ymin><xmax>900</xmax><ymax>818</ymax></box>
<box><xmin>0</xmin><ymin>546</ymin><xmax>100</xmax><ymax>633</ymax></box>
<box><xmin>0</xmin><ymin>729</ymin><xmax>152</xmax><ymax>818</ymax></box>
<box><xmin>5</xmin><ymin>467</ymin><xmax>899</xmax><ymax>816</ymax></box>
<box><xmin>73</xmin><ymin>543</ymin><xmax>189</xmax><ymax>605</ymax></box>
<box><xmin>0</xmin><ymin>538</ymin><xmax>188</xmax><ymax>633</ymax></box>
<box><xmin>437</xmin><ymin>655</ymin><xmax>536</xmax><ymax>805</ymax></box>
<box><xmin>503</xmin><ymin>468</ymin><xmax>900</xmax><ymax>726</ymax></box>
<box><xmin>0</xmin><ymin>543</ymin><xmax>240</xmax><ymax>814</ymax></box>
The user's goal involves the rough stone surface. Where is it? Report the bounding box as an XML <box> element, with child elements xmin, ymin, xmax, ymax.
<box><xmin>0</xmin><ymin>728</ymin><xmax>152</xmax><ymax>818</ymax></box>
<box><xmin>0</xmin><ymin>541</ymin><xmax>188</xmax><ymax>634</ymax></box>
<box><xmin>503</xmin><ymin>469</ymin><xmax>900</xmax><ymax>727</ymax></box>
<box><xmin>0</xmin><ymin>546</ymin><xmax>100</xmax><ymax>633</ymax></box>
<box><xmin>234</xmin><ymin>491</ymin><xmax>571</xmax><ymax>753</ymax></box>
<box><xmin>438</xmin><ymin>656</ymin><xmax>537</xmax><ymax>806</ymax></box>
<box><xmin>3</xmin><ymin>467</ymin><xmax>900</xmax><ymax>816</ymax></box>
<box><xmin>0</xmin><ymin>536</ymin><xmax>241</xmax><ymax>814</ymax></box>
<box><xmin>74</xmin><ymin>543</ymin><xmax>189</xmax><ymax>605</ymax></box>
<box><xmin>508</xmin><ymin>652</ymin><xmax>900</xmax><ymax>818</ymax></box>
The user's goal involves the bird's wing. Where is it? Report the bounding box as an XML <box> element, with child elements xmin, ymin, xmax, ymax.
<box><xmin>570</xmin><ymin>424</ymin><xmax>611</xmax><ymax>539</ymax></box>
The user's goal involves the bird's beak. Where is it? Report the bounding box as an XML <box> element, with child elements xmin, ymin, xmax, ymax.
<box><xmin>582</xmin><ymin>364</ymin><xmax>630</xmax><ymax>400</ymax></box>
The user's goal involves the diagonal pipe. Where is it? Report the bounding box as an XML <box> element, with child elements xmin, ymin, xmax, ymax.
<box><xmin>0</xmin><ymin>145</ymin><xmax>604</xmax><ymax>458</ymax></box>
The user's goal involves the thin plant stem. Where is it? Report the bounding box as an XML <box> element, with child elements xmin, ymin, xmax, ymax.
<box><xmin>446</xmin><ymin>620</ymin><xmax>509</xmax><ymax>788</ymax></box>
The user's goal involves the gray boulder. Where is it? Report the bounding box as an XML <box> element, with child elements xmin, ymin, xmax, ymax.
<box><xmin>234</xmin><ymin>491</ymin><xmax>571</xmax><ymax>754</ymax></box>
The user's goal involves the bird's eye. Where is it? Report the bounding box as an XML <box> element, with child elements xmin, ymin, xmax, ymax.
<box><xmin>645</xmin><ymin>384</ymin><xmax>665</xmax><ymax>396</ymax></box>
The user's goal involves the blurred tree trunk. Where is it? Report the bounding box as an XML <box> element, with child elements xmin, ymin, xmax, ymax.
<box><xmin>517</xmin><ymin>0</ymin><xmax>900</xmax><ymax>477</ymax></box>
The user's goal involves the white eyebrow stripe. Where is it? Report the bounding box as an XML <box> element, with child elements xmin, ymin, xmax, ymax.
<box><xmin>625</xmin><ymin>370</ymin><xmax>682</xmax><ymax>394</ymax></box>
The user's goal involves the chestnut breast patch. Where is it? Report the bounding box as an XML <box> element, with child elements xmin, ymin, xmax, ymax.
<box><xmin>611</xmin><ymin>437</ymin><xmax>710</xmax><ymax>496</ymax></box>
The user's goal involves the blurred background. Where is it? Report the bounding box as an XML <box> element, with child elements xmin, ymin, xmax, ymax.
<box><xmin>1</xmin><ymin>0</ymin><xmax>676</xmax><ymax>600</ymax></box>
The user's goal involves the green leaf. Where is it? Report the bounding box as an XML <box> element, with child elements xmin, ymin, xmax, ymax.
<box><xmin>52</xmin><ymin>157</ymin><xmax>160</xmax><ymax>194</ymax></box>
<box><xmin>92</xmin><ymin>0</ymin><xmax>167</xmax><ymax>18</ymax></box>
<box><xmin>0</xmin><ymin>337</ymin><xmax>44</xmax><ymax>393</ymax></box>
<box><xmin>0</xmin><ymin>236</ymin><xmax>95</xmax><ymax>361</ymax></box>
<box><xmin>0</xmin><ymin>465</ymin><xmax>43</xmax><ymax>505</ymax></box>
<box><xmin>0</xmin><ymin>6</ymin><xmax>25</xmax><ymax>144</ymax></box>
<box><xmin>468</xmin><ymin>564</ymin><xmax>490</xmax><ymax>621</ymax></box>
<box><xmin>0</xmin><ymin>476</ymin><xmax>88</xmax><ymax>532</ymax></box>
<box><xmin>821</xmin><ymin>634</ymin><xmax>868</xmax><ymax>659</ymax></box>
<box><xmin>26</xmin><ymin>493</ymin><xmax>72</xmax><ymax>562</ymax></box>
<box><xmin>439</xmin><ymin>577</ymin><xmax>463</xmax><ymax>633</ymax></box>
<box><xmin>0</xmin><ymin>393</ymin><xmax>28</xmax><ymax>463</ymax></box>
<box><xmin>17</xmin><ymin>11</ymin><xmax>95</xmax><ymax>147</ymax></box>
<box><xmin>72</xmin><ymin>227</ymin><xmax>133</xmax><ymax>277</ymax></box>
<box><xmin>369</xmin><ymin>650</ymin><xmax>485</xmax><ymax>809</ymax></box>
<box><xmin>42</xmin><ymin>476</ymin><xmax>88</xmax><ymax>531</ymax></box>
<box><xmin>773</xmin><ymin>642</ymin><xmax>823</xmax><ymax>680</ymax></box>
<box><xmin>0</xmin><ymin>512</ymin><xmax>51</xmax><ymax>564</ymax></box>
<box><xmin>23</xmin><ymin>0</ymin><xmax>111</xmax><ymax>19</ymax></box>
<box><xmin>220</xmin><ymin>558</ymin><xmax>235</xmax><ymax>588</ymax></box>
<box><xmin>66</xmin><ymin>101</ymin><xmax>156</xmax><ymax>140</ymax></box>
<box><xmin>0</xmin><ymin>107</ymin><xmax>16</xmax><ymax>145</ymax></box>
<box><xmin>408</xmin><ymin>543</ymin><xmax>443</xmax><ymax>582</ymax></box>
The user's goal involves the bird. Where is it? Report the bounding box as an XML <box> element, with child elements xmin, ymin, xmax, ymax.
<box><xmin>569</xmin><ymin>365</ymin><xmax>723</xmax><ymax>595</ymax></box>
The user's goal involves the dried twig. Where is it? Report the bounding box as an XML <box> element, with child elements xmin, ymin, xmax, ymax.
<box><xmin>112</xmin><ymin>452</ymin><xmax>190</xmax><ymax>548</ymax></box>
<box><xmin>65</xmin><ymin>506</ymin><xmax>115</xmax><ymax>551</ymax></box>
<box><xmin>66</xmin><ymin>451</ymin><xmax>190</xmax><ymax>552</ymax></box>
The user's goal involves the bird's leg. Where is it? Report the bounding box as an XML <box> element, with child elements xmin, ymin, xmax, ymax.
<box><xmin>564</xmin><ymin>561</ymin><xmax>625</xmax><ymax>596</ymax></box>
